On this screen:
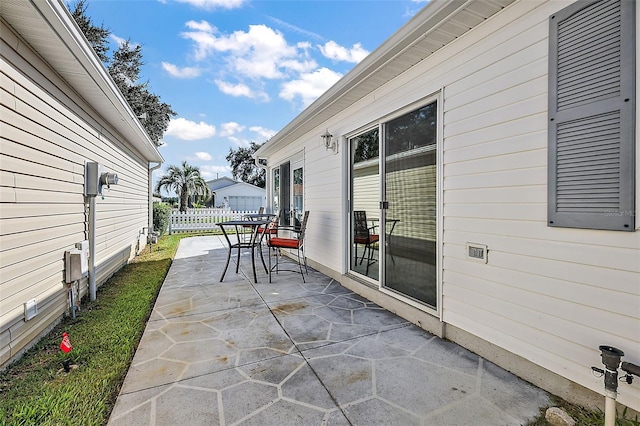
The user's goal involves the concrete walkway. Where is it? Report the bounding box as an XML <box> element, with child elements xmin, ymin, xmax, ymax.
<box><xmin>108</xmin><ymin>236</ymin><xmax>550</xmax><ymax>425</ymax></box>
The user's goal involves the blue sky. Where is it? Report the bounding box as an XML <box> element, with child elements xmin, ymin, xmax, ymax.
<box><xmin>77</xmin><ymin>0</ymin><xmax>426</xmax><ymax>185</ymax></box>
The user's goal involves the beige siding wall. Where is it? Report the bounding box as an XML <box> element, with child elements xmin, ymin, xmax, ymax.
<box><xmin>264</xmin><ymin>0</ymin><xmax>640</xmax><ymax>411</ymax></box>
<box><xmin>1</xmin><ymin>22</ymin><xmax>150</xmax><ymax>367</ymax></box>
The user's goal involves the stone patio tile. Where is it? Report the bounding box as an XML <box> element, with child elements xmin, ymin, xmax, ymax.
<box><xmin>155</xmin><ymin>385</ymin><xmax>219</xmax><ymax>425</ymax></box>
<box><xmin>221</xmin><ymin>381</ymin><xmax>280</xmax><ymax>424</ymax></box>
<box><xmin>342</xmin><ymin>398</ymin><xmax>420</xmax><ymax>426</ymax></box>
<box><xmin>375</xmin><ymin>357</ymin><xmax>476</xmax><ymax>416</ymax></box>
<box><xmin>239</xmin><ymin>399</ymin><xmax>328</xmax><ymax>426</ymax></box>
<box><xmin>119</xmin><ymin>358</ymin><xmax>187</xmax><ymax>394</ymax></box>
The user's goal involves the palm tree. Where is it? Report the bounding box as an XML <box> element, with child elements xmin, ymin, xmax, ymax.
<box><xmin>155</xmin><ymin>161</ymin><xmax>211</xmax><ymax>212</ymax></box>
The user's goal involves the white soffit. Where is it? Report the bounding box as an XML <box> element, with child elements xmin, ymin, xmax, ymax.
<box><xmin>1</xmin><ymin>0</ymin><xmax>163</xmax><ymax>163</ymax></box>
<box><xmin>257</xmin><ymin>0</ymin><xmax>516</xmax><ymax>156</ymax></box>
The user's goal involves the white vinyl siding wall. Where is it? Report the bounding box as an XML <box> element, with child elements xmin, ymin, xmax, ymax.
<box><xmin>261</xmin><ymin>0</ymin><xmax>639</xmax><ymax>411</ymax></box>
<box><xmin>1</xmin><ymin>22</ymin><xmax>150</xmax><ymax>366</ymax></box>
<box><xmin>432</xmin><ymin>0</ymin><xmax>638</xmax><ymax>410</ymax></box>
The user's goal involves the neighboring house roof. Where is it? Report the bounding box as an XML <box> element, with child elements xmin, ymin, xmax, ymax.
<box><xmin>1</xmin><ymin>0</ymin><xmax>163</xmax><ymax>163</ymax></box>
<box><xmin>207</xmin><ymin>177</ymin><xmax>264</xmax><ymax>192</ymax></box>
<box><xmin>207</xmin><ymin>177</ymin><xmax>241</xmax><ymax>191</ymax></box>
<box><xmin>255</xmin><ymin>0</ymin><xmax>515</xmax><ymax>158</ymax></box>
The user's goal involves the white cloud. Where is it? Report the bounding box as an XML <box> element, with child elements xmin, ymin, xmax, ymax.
<box><xmin>319</xmin><ymin>41</ymin><xmax>369</xmax><ymax>63</ymax></box>
<box><xmin>110</xmin><ymin>34</ymin><xmax>127</xmax><ymax>46</ymax></box>
<box><xmin>250</xmin><ymin>126</ymin><xmax>276</xmax><ymax>141</ymax></box>
<box><xmin>186</xmin><ymin>20</ymin><xmax>216</xmax><ymax>33</ymax></box>
<box><xmin>279</xmin><ymin>67</ymin><xmax>343</xmax><ymax>107</ymax></box>
<box><xmin>162</xmin><ymin>62</ymin><xmax>201</xmax><ymax>78</ymax></box>
<box><xmin>219</xmin><ymin>121</ymin><xmax>246</xmax><ymax>137</ymax></box>
<box><xmin>195</xmin><ymin>152</ymin><xmax>212</xmax><ymax>161</ymax></box>
<box><xmin>165</xmin><ymin>117</ymin><xmax>216</xmax><ymax>140</ymax></box>
<box><xmin>215</xmin><ymin>80</ymin><xmax>269</xmax><ymax>101</ymax></box>
<box><xmin>175</xmin><ymin>0</ymin><xmax>245</xmax><ymax>10</ymax></box>
<box><xmin>181</xmin><ymin>22</ymin><xmax>313</xmax><ymax>80</ymax></box>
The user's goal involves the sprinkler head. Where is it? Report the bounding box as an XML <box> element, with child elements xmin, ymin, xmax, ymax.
<box><xmin>599</xmin><ymin>345</ymin><xmax>624</xmax><ymax>370</ymax></box>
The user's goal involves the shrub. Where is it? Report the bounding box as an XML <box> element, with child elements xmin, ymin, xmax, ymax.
<box><xmin>153</xmin><ymin>202</ymin><xmax>171</xmax><ymax>236</ymax></box>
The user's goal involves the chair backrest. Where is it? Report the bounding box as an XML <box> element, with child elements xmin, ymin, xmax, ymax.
<box><xmin>297</xmin><ymin>211</ymin><xmax>310</xmax><ymax>242</ymax></box>
<box><xmin>266</xmin><ymin>210</ymin><xmax>280</xmax><ymax>231</ymax></box>
<box><xmin>353</xmin><ymin>211</ymin><xmax>370</xmax><ymax>239</ymax></box>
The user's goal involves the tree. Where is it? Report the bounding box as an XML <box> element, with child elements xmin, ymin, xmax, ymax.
<box><xmin>69</xmin><ymin>1</ymin><xmax>176</xmax><ymax>146</ymax></box>
<box><xmin>353</xmin><ymin>128</ymin><xmax>379</xmax><ymax>163</ymax></box>
<box><xmin>108</xmin><ymin>40</ymin><xmax>176</xmax><ymax>146</ymax></box>
<box><xmin>69</xmin><ymin>0</ymin><xmax>110</xmax><ymax>63</ymax></box>
<box><xmin>226</xmin><ymin>142</ymin><xmax>266</xmax><ymax>188</ymax></box>
<box><xmin>155</xmin><ymin>162</ymin><xmax>211</xmax><ymax>212</ymax></box>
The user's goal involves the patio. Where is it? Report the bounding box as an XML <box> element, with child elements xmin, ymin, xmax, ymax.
<box><xmin>108</xmin><ymin>235</ymin><xmax>550</xmax><ymax>425</ymax></box>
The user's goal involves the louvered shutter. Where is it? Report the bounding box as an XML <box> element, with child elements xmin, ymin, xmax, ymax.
<box><xmin>548</xmin><ymin>0</ymin><xmax>635</xmax><ymax>231</ymax></box>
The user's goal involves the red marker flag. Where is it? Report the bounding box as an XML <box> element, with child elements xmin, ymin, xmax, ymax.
<box><xmin>60</xmin><ymin>332</ymin><xmax>72</xmax><ymax>353</ymax></box>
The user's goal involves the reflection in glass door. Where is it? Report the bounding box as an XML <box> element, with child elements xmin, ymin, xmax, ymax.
<box><xmin>383</xmin><ymin>102</ymin><xmax>438</xmax><ymax>308</ymax></box>
<box><xmin>349</xmin><ymin>128</ymin><xmax>380</xmax><ymax>281</ymax></box>
<box><xmin>292</xmin><ymin>163</ymin><xmax>304</xmax><ymax>230</ymax></box>
<box><xmin>280</xmin><ymin>162</ymin><xmax>290</xmax><ymax>225</ymax></box>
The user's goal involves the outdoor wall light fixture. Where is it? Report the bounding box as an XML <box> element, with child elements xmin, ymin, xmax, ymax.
<box><xmin>321</xmin><ymin>129</ymin><xmax>338</xmax><ymax>153</ymax></box>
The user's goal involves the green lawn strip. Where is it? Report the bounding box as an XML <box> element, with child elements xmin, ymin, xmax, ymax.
<box><xmin>0</xmin><ymin>232</ymin><xmax>216</xmax><ymax>426</ymax></box>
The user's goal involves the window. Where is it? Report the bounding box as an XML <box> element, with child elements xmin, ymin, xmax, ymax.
<box><xmin>548</xmin><ymin>0</ymin><xmax>635</xmax><ymax>231</ymax></box>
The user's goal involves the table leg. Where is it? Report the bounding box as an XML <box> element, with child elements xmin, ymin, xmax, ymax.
<box><xmin>218</xmin><ymin>225</ymin><xmax>232</xmax><ymax>282</ymax></box>
<box><xmin>234</xmin><ymin>225</ymin><xmax>241</xmax><ymax>273</ymax></box>
<box><xmin>258</xmin><ymin>242</ymin><xmax>268</xmax><ymax>273</ymax></box>
<box><xmin>250</xmin><ymin>243</ymin><xmax>258</xmax><ymax>283</ymax></box>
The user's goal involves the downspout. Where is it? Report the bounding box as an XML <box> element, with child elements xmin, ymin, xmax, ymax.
<box><xmin>149</xmin><ymin>162</ymin><xmax>162</xmax><ymax>231</ymax></box>
<box><xmin>88</xmin><ymin>194</ymin><xmax>97</xmax><ymax>301</ymax></box>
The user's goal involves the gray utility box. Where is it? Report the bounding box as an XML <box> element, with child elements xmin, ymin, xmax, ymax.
<box><xmin>85</xmin><ymin>162</ymin><xmax>100</xmax><ymax>196</ymax></box>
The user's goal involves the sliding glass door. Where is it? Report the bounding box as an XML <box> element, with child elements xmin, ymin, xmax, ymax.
<box><xmin>349</xmin><ymin>101</ymin><xmax>438</xmax><ymax>310</ymax></box>
<box><xmin>383</xmin><ymin>102</ymin><xmax>438</xmax><ymax>308</ymax></box>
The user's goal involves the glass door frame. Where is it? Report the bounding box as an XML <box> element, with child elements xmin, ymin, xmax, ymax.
<box><xmin>345</xmin><ymin>93</ymin><xmax>443</xmax><ymax>318</ymax></box>
<box><xmin>347</xmin><ymin>125</ymin><xmax>382</xmax><ymax>284</ymax></box>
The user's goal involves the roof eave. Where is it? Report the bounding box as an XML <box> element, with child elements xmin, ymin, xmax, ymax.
<box><xmin>3</xmin><ymin>0</ymin><xmax>163</xmax><ymax>163</ymax></box>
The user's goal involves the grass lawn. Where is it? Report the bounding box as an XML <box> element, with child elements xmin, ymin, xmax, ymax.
<box><xmin>0</xmin><ymin>231</ymin><xmax>637</xmax><ymax>425</ymax></box>
<box><xmin>0</xmin><ymin>233</ymin><xmax>212</xmax><ymax>426</ymax></box>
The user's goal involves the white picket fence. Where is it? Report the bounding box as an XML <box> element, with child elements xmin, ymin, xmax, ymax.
<box><xmin>169</xmin><ymin>208</ymin><xmax>260</xmax><ymax>234</ymax></box>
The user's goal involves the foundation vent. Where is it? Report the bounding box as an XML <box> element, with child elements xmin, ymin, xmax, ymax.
<box><xmin>24</xmin><ymin>299</ymin><xmax>38</xmax><ymax>321</ymax></box>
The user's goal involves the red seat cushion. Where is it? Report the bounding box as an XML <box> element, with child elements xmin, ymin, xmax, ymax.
<box><xmin>354</xmin><ymin>235</ymin><xmax>379</xmax><ymax>244</ymax></box>
<box><xmin>268</xmin><ymin>237</ymin><xmax>300</xmax><ymax>249</ymax></box>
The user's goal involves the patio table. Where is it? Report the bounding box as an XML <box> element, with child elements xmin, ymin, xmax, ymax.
<box><xmin>216</xmin><ymin>219</ymin><xmax>268</xmax><ymax>283</ymax></box>
<box><xmin>370</xmin><ymin>218</ymin><xmax>400</xmax><ymax>261</ymax></box>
